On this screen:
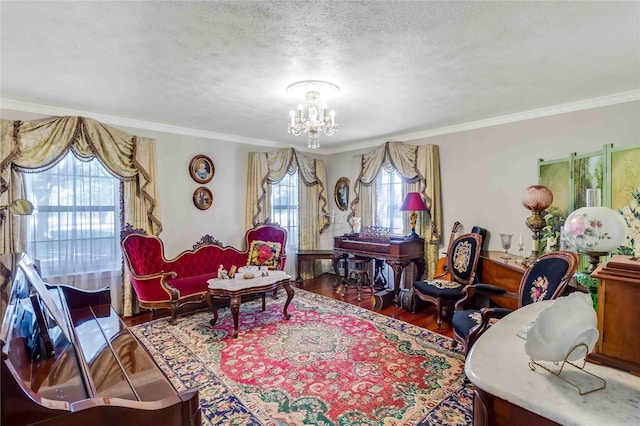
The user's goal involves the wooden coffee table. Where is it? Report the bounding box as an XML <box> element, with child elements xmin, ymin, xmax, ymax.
<box><xmin>206</xmin><ymin>271</ymin><xmax>293</xmax><ymax>338</ymax></box>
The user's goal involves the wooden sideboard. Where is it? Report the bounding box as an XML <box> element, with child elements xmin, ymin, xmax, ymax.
<box><xmin>587</xmin><ymin>256</ymin><xmax>640</xmax><ymax>375</ymax></box>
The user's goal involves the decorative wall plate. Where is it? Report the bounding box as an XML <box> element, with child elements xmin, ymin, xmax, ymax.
<box><xmin>193</xmin><ymin>186</ymin><xmax>213</xmax><ymax>210</ymax></box>
<box><xmin>189</xmin><ymin>154</ymin><xmax>215</xmax><ymax>184</ymax></box>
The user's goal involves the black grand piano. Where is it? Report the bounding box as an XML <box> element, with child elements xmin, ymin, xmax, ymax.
<box><xmin>0</xmin><ymin>253</ymin><xmax>200</xmax><ymax>425</ymax></box>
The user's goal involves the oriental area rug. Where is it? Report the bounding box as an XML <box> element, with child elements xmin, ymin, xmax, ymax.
<box><xmin>131</xmin><ymin>289</ymin><xmax>473</xmax><ymax>425</ymax></box>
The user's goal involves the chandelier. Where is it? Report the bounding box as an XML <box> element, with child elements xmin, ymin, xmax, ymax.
<box><xmin>287</xmin><ymin>80</ymin><xmax>339</xmax><ymax>149</ymax></box>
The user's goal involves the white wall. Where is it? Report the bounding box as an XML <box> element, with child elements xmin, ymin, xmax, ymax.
<box><xmin>151</xmin><ymin>133</ymin><xmax>265</xmax><ymax>257</ymax></box>
<box><xmin>325</xmin><ymin>101</ymin><xmax>640</xmax><ymax>253</ymax></box>
<box><xmin>4</xmin><ymin>100</ymin><xmax>639</xmax><ymax>258</ymax></box>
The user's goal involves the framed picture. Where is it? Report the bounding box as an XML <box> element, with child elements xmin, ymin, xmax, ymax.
<box><xmin>193</xmin><ymin>186</ymin><xmax>213</xmax><ymax>210</ymax></box>
<box><xmin>538</xmin><ymin>157</ymin><xmax>571</xmax><ymax>218</ymax></box>
<box><xmin>334</xmin><ymin>177</ymin><xmax>350</xmax><ymax>211</ymax></box>
<box><xmin>189</xmin><ymin>154</ymin><xmax>215</xmax><ymax>184</ymax></box>
<box><xmin>608</xmin><ymin>144</ymin><xmax>640</xmax><ymax>255</ymax></box>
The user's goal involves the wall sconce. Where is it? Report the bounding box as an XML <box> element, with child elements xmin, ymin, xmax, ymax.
<box><xmin>400</xmin><ymin>192</ymin><xmax>428</xmax><ymax>239</ymax></box>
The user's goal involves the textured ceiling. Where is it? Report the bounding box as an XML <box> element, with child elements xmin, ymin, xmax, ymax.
<box><xmin>1</xmin><ymin>1</ymin><xmax>639</xmax><ymax>153</ymax></box>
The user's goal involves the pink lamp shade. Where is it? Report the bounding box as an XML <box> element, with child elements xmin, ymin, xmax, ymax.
<box><xmin>521</xmin><ymin>185</ymin><xmax>553</xmax><ymax>212</ymax></box>
<box><xmin>400</xmin><ymin>192</ymin><xmax>427</xmax><ymax>211</ymax></box>
<box><xmin>401</xmin><ymin>192</ymin><xmax>428</xmax><ymax>239</ymax></box>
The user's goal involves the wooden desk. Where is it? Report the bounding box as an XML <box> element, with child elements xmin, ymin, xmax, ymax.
<box><xmin>479</xmin><ymin>251</ymin><xmax>526</xmax><ymax>310</ymax></box>
<box><xmin>479</xmin><ymin>251</ymin><xmax>587</xmax><ymax>311</ymax></box>
<box><xmin>295</xmin><ymin>249</ymin><xmax>334</xmax><ymax>285</ymax></box>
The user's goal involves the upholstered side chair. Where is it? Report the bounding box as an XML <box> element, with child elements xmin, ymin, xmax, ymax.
<box><xmin>432</xmin><ymin>221</ymin><xmax>465</xmax><ymax>281</ymax></box>
<box><xmin>245</xmin><ymin>218</ymin><xmax>288</xmax><ymax>270</ymax></box>
<box><xmin>412</xmin><ymin>232</ymin><xmax>483</xmax><ymax>328</ymax></box>
<box><xmin>452</xmin><ymin>250</ymin><xmax>579</xmax><ymax>355</ymax></box>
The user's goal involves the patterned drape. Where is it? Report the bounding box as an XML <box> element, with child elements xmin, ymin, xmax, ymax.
<box><xmin>0</xmin><ymin>116</ymin><xmax>161</xmax><ymax>316</ymax></box>
<box><xmin>350</xmin><ymin>141</ymin><xmax>442</xmax><ymax>280</ymax></box>
<box><xmin>246</xmin><ymin>148</ymin><xmax>329</xmax><ymax>279</ymax></box>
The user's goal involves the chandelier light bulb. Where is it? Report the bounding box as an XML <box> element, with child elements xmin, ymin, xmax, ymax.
<box><xmin>286</xmin><ymin>80</ymin><xmax>339</xmax><ymax>149</ymax></box>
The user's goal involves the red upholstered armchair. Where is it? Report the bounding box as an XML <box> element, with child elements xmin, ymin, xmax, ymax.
<box><xmin>244</xmin><ymin>218</ymin><xmax>288</xmax><ymax>271</ymax></box>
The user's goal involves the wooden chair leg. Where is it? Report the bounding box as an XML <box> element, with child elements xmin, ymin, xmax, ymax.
<box><xmin>169</xmin><ymin>302</ymin><xmax>178</xmax><ymax>325</ymax></box>
<box><xmin>435</xmin><ymin>298</ymin><xmax>443</xmax><ymax>329</ymax></box>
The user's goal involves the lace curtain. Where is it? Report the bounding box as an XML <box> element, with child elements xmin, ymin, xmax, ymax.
<box><xmin>246</xmin><ymin>148</ymin><xmax>329</xmax><ymax>279</ymax></box>
<box><xmin>0</xmin><ymin>116</ymin><xmax>161</xmax><ymax>317</ymax></box>
<box><xmin>350</xmin><ymin>141</ymin><xmax>442</xmax><ymax>280</ymax></box>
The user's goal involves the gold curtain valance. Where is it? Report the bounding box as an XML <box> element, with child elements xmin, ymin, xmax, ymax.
<box><xmin>0</xmin><ymin>116</ymin><xmax>161</xmax><ymax>236</ymax></box>
<box><xmin>246</xmin><ymin>147</ymin><xmax>329</xmax><ymax>234</ymax></box>
<box><xmin>0</xmin><ymin>115</ymin><xmax>162</xmax><ymax>317</ymax></box>
<box><xmin>349</xmin><ymin>141</ymin><xmax>442</xmax><ymax>279</ymax></box>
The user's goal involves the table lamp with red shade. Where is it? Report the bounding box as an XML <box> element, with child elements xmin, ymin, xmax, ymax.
<box><xmin>400</xmin><ymin>192</ymin><xmax>428</xmax><ymax>239</ymax></box>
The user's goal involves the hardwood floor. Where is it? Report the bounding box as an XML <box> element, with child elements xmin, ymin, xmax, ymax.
<box><xmin>123</xmin><ymin>273</ymin><xmax>453</xmax><ymax>339</ymax></box>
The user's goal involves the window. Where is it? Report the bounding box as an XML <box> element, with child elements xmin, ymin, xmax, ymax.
<box><xmin>376</xmin><ymin>169</ymin><xmax>404</xmax><ymax>234</ymax></box>
<box><xmin>23</xmin><ymin>153</ymin><xmax>121</xmax><ymax>285</ymax></box>
<box><xmin>271</xmin><ymin>171</ymin><xmax>298</xmax><ymax>251</ymax></box>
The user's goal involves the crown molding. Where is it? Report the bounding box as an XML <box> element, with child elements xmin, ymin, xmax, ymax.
<box><xmin>3</xmin><ymin>90</ymin><xmax>638</xmax><ymax>155</ymax></box>
<box><xmin>0</xmin><ymin>98</ymin><xmax>288</xmax><ymax>149</ymax></box>
<box><xmin>321</xmin><ymin>90</ymin><xmax>640</xmax><ymax>154</ymax></box>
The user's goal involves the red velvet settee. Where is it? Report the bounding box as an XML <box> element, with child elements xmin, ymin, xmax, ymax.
<box><xmin>121</xmin><ymin>220</ymin><xmax>287</xmax><ymax>324</ymax></box>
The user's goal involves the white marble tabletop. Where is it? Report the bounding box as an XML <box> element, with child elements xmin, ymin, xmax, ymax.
<box><xmin>207</xmin><ymin>270</ymin><xmax>291</xmax><ymax>291</ymax></box>
<box><xmin>465</xmin><ymin>299</ymin><xmax>640</xmax><ymax>426</ymax></box>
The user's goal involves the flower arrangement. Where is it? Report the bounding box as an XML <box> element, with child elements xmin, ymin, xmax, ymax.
<box><xmin>539</xmin><ymin>207</ymin><xmax>566</xmax><ymax>252</ymax></box>
<box><xmin>615</xmin><ymin>188</ymin><xmax>640</xmax><ymax>256</ymax></box>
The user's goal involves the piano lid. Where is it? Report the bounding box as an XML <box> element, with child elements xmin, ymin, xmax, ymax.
<box><xmin>1</xmin><ymin>253</ymin><xmax>202</xmax><ymax>425</ymax></box>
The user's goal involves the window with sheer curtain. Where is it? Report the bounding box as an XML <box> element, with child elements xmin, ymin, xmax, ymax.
<box><xmin>270</xmin><ymin>170</ymin><xmax>299</xmax><ymax>252</ymax></box>
<box><xmin>23</xmin><ymin>153</ymin><xmax>122</xmax><ymax>290</ymax></box>
<box><xmin>376</xmin><ymin>168</ymin><xmax>404</xmax><ymax>234</ymax></box>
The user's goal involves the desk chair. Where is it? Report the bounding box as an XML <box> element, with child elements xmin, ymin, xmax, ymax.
<box><xmin>412</xmin><ymin>232</ymin><xmax>483</xmax><ymax>328</ymax></box>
